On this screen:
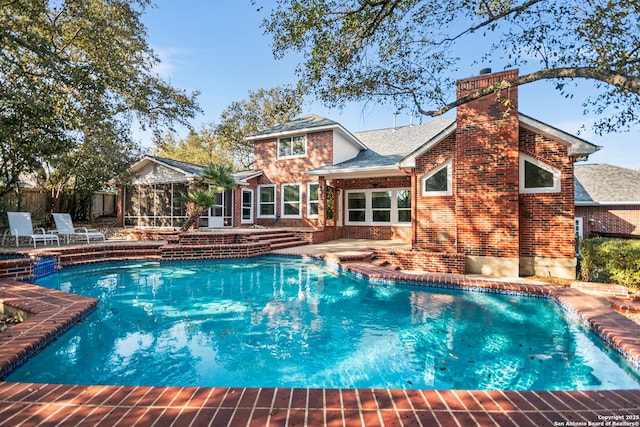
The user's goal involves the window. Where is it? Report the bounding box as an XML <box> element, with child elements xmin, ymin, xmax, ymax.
<box><xmin>258</xmin><ymin>185</ymin><xmax>275</xmax><ymax>217</ymax></box>
<box><xmin>242</xmin><ymin>189</ymin><xmax>253</xmax><ymax>224</ymax></box>
<box><xmin>397</xmin><ymin>190</ymin><xmax>412</xmax><ymax>223</ymax></box>
<box><xmin>346</xmin><ymin>188</ymin><xmax>411</xmax><ymax>225</ymax></box>
<box><xmin>307</xmin><ymin>183</ymin><xmax>319</xmax><ymax>218</ymax></box>
<box><xmin>281</xmin><ymin>183</ymin><xmax>302</xmax><ymax>217</ymax></box>
<box><xmin>519</xmin><ymin>154</ymin><xmax>560</xmax><ymax>193</ymax></box>
<box><xmin>421</xmin><ymin>160</ymin><xmax>452</xmax><ymax>196</ymax></box>
<box><xmin>278</xmin><ymin>135</ymin><xmax>307</xmax><ymax>158</ymax></box>
<box><xmin>372</xmin><ymin>191</ymin><xmax>391</xmax><ymax>222</ymax></box>
<box><xmin>347</xmin><ymin>192</ymin><xmax>366</xmax><ymax>222</ymax></box>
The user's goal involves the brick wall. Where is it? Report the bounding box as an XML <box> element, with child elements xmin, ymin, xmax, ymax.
<box><xmin>576</xmin><ymin>205</ymin><xmax>640</xmax><ymax>238</ymax></box>
<box><xmin>455</xmin><ymin>69</ymin><xmax>520</xmax><ymax>259</ymax></box>
<box><xmin>414</xmin><ymin>134</ymin><xmax>457</xmax><ymax>251</ymax></box>
<box><xmin>251</xmin><ymin>130</ymin><xmax>334</xmax><ymax>228</ymax></box>
<box><xmin>518</xmin><ymin>128</ymin><xmax>575</xmax><ymax>258</ymax></box>
<box><xmin>373</xmin><ymin>249</ymin><xmax>466</xmax><ymax>274</ymax></box>
<box><xmin>0</xmin><ymin>257</ymin><xmax>33</xmax><ymax>280</ymax></box>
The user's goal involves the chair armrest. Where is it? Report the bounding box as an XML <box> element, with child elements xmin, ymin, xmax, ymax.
<box><xmin>35</xmin><ymin>227</ymin><xmax>47</xmax><ymax>235</ymax></box>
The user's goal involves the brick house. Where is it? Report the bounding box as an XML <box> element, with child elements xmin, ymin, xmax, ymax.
<box><xmin>575</xmin><ymin>164</ymin><xmax>640</xmax><ymax>240</ymax></box>
<box><xmin>121</xmin><ymin>69</ymin><xmax>603</xmax><ymax>278</ymax></box>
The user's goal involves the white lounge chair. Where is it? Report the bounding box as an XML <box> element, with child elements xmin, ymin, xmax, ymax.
<box><xmin>2</xmin><ymin>212</ymin><xmax>60</xmax><ymax>248</ymax></box>
<box><xmin>52</xmin><ymin>213</ymin><xmax>106</xmax><ymax>244</ymax></box>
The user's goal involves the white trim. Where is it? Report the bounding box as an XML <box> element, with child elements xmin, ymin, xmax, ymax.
<box><xmin>241</xmin><ymin>189</ymin><xmax>254</xmax><ymax>224</ymax></box>
<box><xmin>519</xmin><ymin>114</ymin><xmax>601</xmax><ymax>156</ymax></box>
<box><xmin>519</xmin><ymin>153</ymin><xmax>561</xmax><ymax>194</ymax></box>
<box><xmin>345</xmin><ymin>188</ymin><xmax>412</xmax><ymax>226</ymax></box>
<box><xmin>257</xmin><ymin>184</ymin><xmax>276</xmax><ymax>218</ymax></box>
<box><xmin>421</xmin><ymin>160</ymin><xmax>452</xmax><ymax>197</ymax></box>
<box><xmin>281</xmin><ymin>182</ymin><xmax>302</xmax><ymax>218</ymax></box>
<box><xmin>307</xmin><ymin>182</ymin><xmax>319</xmax><ymax>219</ymax></box>
<box><xmin>246</xmin><ymin>124</ymin><xmax>368</xmax><ymax>151</ymax></box>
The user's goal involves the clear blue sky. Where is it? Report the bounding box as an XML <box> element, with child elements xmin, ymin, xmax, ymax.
<box><xmin>140</xmin><ymin>0</ymin><xmax>640</xmax><ymax>170</ymax></box>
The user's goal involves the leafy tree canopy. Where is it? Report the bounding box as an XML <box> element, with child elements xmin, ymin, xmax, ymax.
<box><xmin>154</xmin><ymin>86</ymin><xmax>302</xmax><ymax>170</ymax></box>
<box><xmin>216</xmin><ymin>86</ymin><xmax>302</xmax><ymax>168</ymax></box>
<box><xmin>0</xmin><ymin>0</ymin><xmax>200</xmax><ymax>201</ymax></box>
<box><xmin>152</xmin><ymin>125</ymin><xmax>234</xmax><ymax>167</ymax></box>
<box><xmin>258</xmin><ymin>0</ymin><xmax>640</xmax><ymax>134</ymax></box>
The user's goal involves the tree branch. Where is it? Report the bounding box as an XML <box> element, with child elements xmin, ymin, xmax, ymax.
<box><xmin>423</xmin><ymin>67</ymin><xmax>640</xmax><ymax>117</ymax></box>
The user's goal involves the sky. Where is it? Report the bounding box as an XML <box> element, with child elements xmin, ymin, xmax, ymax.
<box><xmin>140</xmin><ymin>0</ymin><xmax>640</xmax><ymax>170</ymax></box>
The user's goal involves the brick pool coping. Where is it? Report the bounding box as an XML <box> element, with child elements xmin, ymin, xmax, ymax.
<box><xmin>1</xmin><ymin>256</ymin><xmax>639</xmax><ymax>426</ymax></box>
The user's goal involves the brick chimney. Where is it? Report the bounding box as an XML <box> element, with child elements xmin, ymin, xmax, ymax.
<box><xmin>455</xmin><ymin>69</ymin><xmax>520</xmax><ymax>276</ymax></box>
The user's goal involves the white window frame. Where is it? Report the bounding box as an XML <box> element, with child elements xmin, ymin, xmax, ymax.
<box><xmin>241</xmin><ymin>189</ymin><xmax>254</xmax><ymax>224</ymax></box>
<box><xmin>421</xmin><ymin>160</ymin><xmax>452</xmax><ymax>196</ymax></box>
<box><xmin>519</xmin><ymin>153</ymin><xmax>561</xmax><ymax>194</ymax></box>
<box><xmin>277</xmin><ymin>134</ymin><xmax>307</xmax><ymax>159</ymax></box>
<box><xmin>257</xmin><ymin>185</ymin><xmax>276</xmax><ymax>218</ymax></box>
<box><xmin>307</xmin><ymin>182</ymin><xmax>319</xmax><ymax>218</ymax></box>
<box><xmin>281</xmin><ymin>183</ymin><xmax>302</xmax><ymax>218</ymax></box>
<box><xmin>345</xmin><ymin>188</ymin><xmax>412</xmax><ymax>226</ymax></box>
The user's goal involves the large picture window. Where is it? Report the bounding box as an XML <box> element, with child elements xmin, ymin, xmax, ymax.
<box><xmin>519</xmin><ymin>154</ymin><xmax>561</xmax><ymax>193</ymax></box>
<box><xmin>421</xmin><ymin>160</ymin><xmax>452</xmax><ymax>196</ymax></box>
<box><xmin>346</xmin><ymin>188</ymin><xmax>411</xmax><ymax>225</ymax></box>
<box><xmin>258</xmin><ymin>185</ymin><xmax>275</xmax><ymax>217</ymax></box>
<box><xmin>281</xmin><ymin>183</ymin><xmax>302</xmax><ymax>217</ymax></box>
<box><xmin>278</xmin><ymin>135</ymin><xmax>307</xmax><ymax>158</ymax></box>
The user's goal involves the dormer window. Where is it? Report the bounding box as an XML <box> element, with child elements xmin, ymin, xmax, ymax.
<box><xmin>278</xmin><ymin>135</ymin><xmax>307</xmax><ymax>158</ymax></box>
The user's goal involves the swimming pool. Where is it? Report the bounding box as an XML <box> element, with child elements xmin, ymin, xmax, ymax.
<box><xmin>7</xmin><ymin>257</ymin><xmax>640</xmax><ymax>390</ymax></box>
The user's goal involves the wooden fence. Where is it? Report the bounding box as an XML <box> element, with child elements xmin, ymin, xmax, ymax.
<box><xmin>1</xmin><ymin>189</ymin><xmax>116</xmax><ymax>225</ymax></box>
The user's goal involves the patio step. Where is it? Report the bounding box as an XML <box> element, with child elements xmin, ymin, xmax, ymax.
<box><xmin>269</xmin><ymin>238</ymin><xmax>307</xmax><ymax>250</ymax></box>
<box><xmin>240</xmin><ymin>230</ymin><xmax>307</xmax><ymax>251</ymax></box>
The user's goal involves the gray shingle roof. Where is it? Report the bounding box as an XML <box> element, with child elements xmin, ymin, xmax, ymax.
<box><xmin>575</xmin><ymin>164</ymin><xmax>640</xmax><ymax>204</ymax></box>
<box><xmin>311</xmin><ymin>117</ymin><xmax>455</xmax><ymax>173</ymax></box>
<box><xmin>249</xmin><ymin>114</ymin><xmax>340</xmax><ymax>137</ymax></box>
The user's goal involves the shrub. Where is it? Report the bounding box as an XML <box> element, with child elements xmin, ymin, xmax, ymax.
<box><xmin>580</xmin><ymin>238</ymin><xmax>640</xmax><ymax>291</ymax></box>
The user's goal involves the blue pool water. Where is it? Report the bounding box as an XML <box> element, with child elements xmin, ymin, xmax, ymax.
<box><xmin>7</xmin><ymin>257</ymin><xmax>640</xmax><ymax>390</ymax></box>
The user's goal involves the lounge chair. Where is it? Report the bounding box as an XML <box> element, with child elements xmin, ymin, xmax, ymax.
<box><xmin>52</xmin><ymin>213</ymin><xmax>106</xmax><ymax>244</ymax></box>
<box><xmin>2</xmin><ymin>212</ymin><xmax>60</xmax><ymax>248</ymax></box>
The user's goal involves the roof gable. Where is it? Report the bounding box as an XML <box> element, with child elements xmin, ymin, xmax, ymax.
<box><xmin>519</xmin><ymin>114</ymin><xmax>601</xmax><ymax>157</ymax></box>
<box><xmin>245</xmin><ymin>114</ymin><xmax>367</xmax><ymax>151</ymax></box>
<box><xmin>309</xmin><ymin>118</ymin><xmax>455</xmax><ymax>177</ymax></box>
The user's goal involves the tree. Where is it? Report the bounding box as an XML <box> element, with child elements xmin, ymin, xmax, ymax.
<box><xmin>153</xmin><ymin>124</ymin><xmax>234</xmax><ymax>167</ymax></box>
<box><xmin>216</xmin><ymin>86</ymin><xmax>303</xmax><ymax>168</ymax></box>
<box><xmin>0</xmin><ymin>0</ymin><xmax>200</xmax><ymax>207</ymax></box>
<box><xmin>259</xmin><ymin>0</ymin><xmax>640</xmax><ymax>134</ymax></box>
<box><xmin>179</xmin><ymin>164</ymin><xmax>237</xmax><ymax>231</ymax></box>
